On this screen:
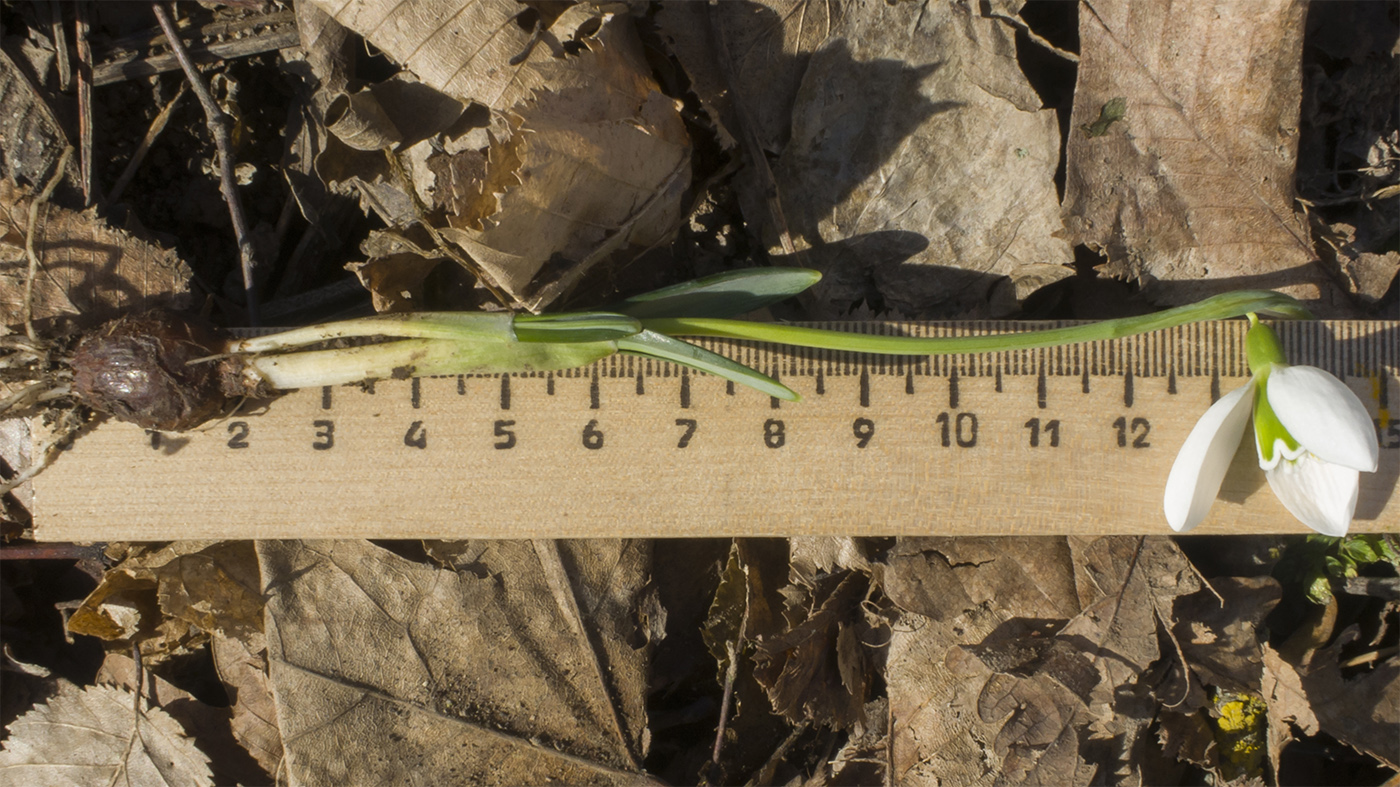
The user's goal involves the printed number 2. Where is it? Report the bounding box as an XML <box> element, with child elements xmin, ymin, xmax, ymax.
<box><xmin>1113</xmin><ymin>416</ymin><xmax>1151</xmax><ymax>448</ymax></box>
<box><xmin>227</xmin><ymin>421</ymin><xmax>249</xmax><ymax>449</ymax></box>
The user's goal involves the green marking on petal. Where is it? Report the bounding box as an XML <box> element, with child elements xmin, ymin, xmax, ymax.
<box><xmin>1253</xmin><ymin>379</ymin><xmax>1300</xmax><ymax>466</ymax></box>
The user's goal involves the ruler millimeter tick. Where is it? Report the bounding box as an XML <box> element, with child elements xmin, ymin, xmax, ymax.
<box><xmin>29</xmin><ymin>319</ymin><xmax>1399</xmax><ymax>540</ymax></box>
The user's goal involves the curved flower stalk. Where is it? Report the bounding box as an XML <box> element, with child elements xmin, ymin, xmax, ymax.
<box><xmin>1164</xmin><ymin>314</ymin><xmax>1379</xmax><ymax>535</ymax></box>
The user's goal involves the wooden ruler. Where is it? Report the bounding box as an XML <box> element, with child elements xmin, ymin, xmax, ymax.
<box><xmin>28</xmin><ymin>319</ymin><xmax>1399</xmax><ymax>540</ymax></box>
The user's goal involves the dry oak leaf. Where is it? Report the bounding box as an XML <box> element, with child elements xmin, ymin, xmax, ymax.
<box><xmin>0</xmin><ymin>681</ymin><xmax>213</xmax><ymax>787</ymax></box>
<box><xmin>1062</xmin><ymin>0</ymin><xmax>1345</xmax><ymax>311</ymax></box>
<box><xmin>258</xmin><ymin>539</ymin><xmax>658</xmax><ymax>786</ymax></box>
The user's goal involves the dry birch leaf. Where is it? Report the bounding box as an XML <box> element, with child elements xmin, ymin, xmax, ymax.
<box><xmin>97</xmin><ymin>653</ymin><xmax>271</xmax><ymax>786</ymax></box>
<box><xmin>0</xmin><ymin>179</ymin><xmax>193</xmax><ymax>333</ymax></box>
<box><xmin>709</xmin><ymin>1</ymin><xmax>1073</xmax><ymax>318</ymax></box>
<box><xmin>0</xmin><ymin>681</ymin><xmax>213</xmax><ymax>787</ymax></box>
<box><xmin>1063</xmin><ymin>0</ymin><xmax>1345</xmax><ymax>311</ymax></box>
<box><xmin>257</xmin><ymin>539</ymin><xmax>657</xmax><ymax>785</ymax></box>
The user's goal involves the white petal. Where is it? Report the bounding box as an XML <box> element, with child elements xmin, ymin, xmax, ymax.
<box><xmin>1267</xmin><ymin>365</ymin><xmax>1379</xmax><ymax>472</ymax></box>
<box><xmin>1164</xmin><ymin>382</ymin><xmax>1255</xmax><ymax>532</ymax></box>
<box><xmin>1264</xmin><ymin>454</ymin><xmax>1359</xmax><ymax>537</ymax></box>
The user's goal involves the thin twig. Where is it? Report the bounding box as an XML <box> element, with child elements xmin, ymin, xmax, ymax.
<box><xmin>23</xmin><ymin>146</ymin><xmax>74</xmax><ymax>340</ymax></box>
<box><xmin>109</xmin><ymin>642</ymin><xmax>145</xmax><ymax>787</ymax></box>
<box><xmin>75</xmin><ymin>1</ymin><xmax>96</xmax><ymax>205</ymax></box>
<box><xmin>109</xmin><ymin>83</ymin><xmax>187</xmax><ymax>204</ymax></box>
<box><xmin>745</xmin><ymin>721</ymin><xmax>808</xmax><ymax>787</ymax></box>
<box><xmin>48</xmin><ymin>1</ymin><xmax>72</xmax><ymax>91</ymax></box>
<box><xmin>710</xmin><ymin>605</ymin><xmax>748</xmax><ymax>769</ymax></box>
<box><xmin>0</xmin><ymin>542</ymin><xmax>105</xmax><ymax>561</ymax></box>
<box><xmin>152</xmin><ymin>1</ymin><xmax>260</xmax><ymax>324</ymax></box>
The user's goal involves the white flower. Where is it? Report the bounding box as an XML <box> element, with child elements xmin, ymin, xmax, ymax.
<box><xmin>1164</xmin><ymin>318</ymin><xmax>1379</xmax><ymax>536</ymax></box>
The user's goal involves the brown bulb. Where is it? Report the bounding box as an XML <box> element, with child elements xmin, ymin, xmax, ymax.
<box><xmin>71</xmin><ymin>310</ymin><xmax>229</xmax><ymax>431</ymax></box>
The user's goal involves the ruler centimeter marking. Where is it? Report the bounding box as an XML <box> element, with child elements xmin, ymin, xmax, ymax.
<box><xmin>30</xmin><ymin>320</ymin><xmax>1400</xmax><ymax>540</ymax></box>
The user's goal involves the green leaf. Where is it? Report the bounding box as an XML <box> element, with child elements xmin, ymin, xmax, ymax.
<box><xmin>617</xmin><ymin>330</ymin><xmax>799</xmax><ymax>401</ymax></box>
<box><xmin>1339</xmin><ymin>536</ymin><xmax>1381</xmax><ymax>565</ymax></box>
<box><xmin>1371</xmin><ymin>535</ymin><xmax>1400</xmax><ymax>566</ymax></box>
<box><xmin>513</xmin><ymin>312</ymin><xmax>641</xmax><ymax>343</ymax></box>
<box><xmin>1323</xmin><ymin>555</ymin><xmax>1348</xmax><ymax>577</ymax></box>
<box><xmin>606</xmin><ymin>268</ymin><xmax>821</xmax><ymax>319</ymax></box>
<box><xmin>1304</xmin><ymin>571</ymin><xmax>1334</xmax><ymax>605</ymax></box>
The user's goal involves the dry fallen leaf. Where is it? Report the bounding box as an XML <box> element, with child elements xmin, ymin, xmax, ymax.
<box><xmin>692</xmin><ymin>0</ymin><xmax>1073</xmax><ymax>318</ymax></box>
<box><xmin>308</xmin><ymin>3</ymin><xmax>691</xmax><ymax>310</ymax></box>
<box><xmin>1260</xmin><ymin>643</ymin><xmax>1319</xmax><ymax>778</ymax></box>
<box><xmin>305</xmin><ymin>0</ymin><xmax>539</xmax><ymax>114</ymax></box>
<box><xmin>883</xmin><ymin>536</ymin><xmax>1201</xmax><ymax>785</ymax></box>
<box><xmin>1062</xmin><ymin>0</ymin><xmax>1345</xmax><ymax>311</ymax></box>
<box><xmin>882</xmin><ymin>537</ymin><xmax>1082</xmax><ymax>785</ymax></box>
<box><xmin>0</xmin><ymin>46</ymin><xmax>76</xmax><ymax>191</ymax></box>
<box><xmin>438</xmin><ymin>13</ymin><xmax>690</xmax><ymax>308</ymax></box>
<box><xmin>0</xmin><ymin>178</ymin><xmax>193</xmax><ymax>334</ymax></box>
<box><xmin>67</xmin><ymin>541</ymin><xmax>263</xmax><ymax>661</ymax></box>
<box><xmin>0</xmin><ymin>681</ymin><xmax>213</xmax><ymax>787</ymax></box>
<box><xmin>210</xmin><ymin>632</ymin><xmax>284</xmax><ymax>779</ymax></box>
<box><xmin>1295</xmin><ymin>626</ymin><xmax>1400</xmax><ymax>770</ymax></box>
<box><xmin>1171</xmin><ymin>576</ymin><xmax>1282</xmax><ymax>695</ymax></box>
<box><xmin>97</xmin><ymin>653</ymin><xmax>271</xmax><ymax>786</ymax></box>
<box><xmin>257</xmin><ymin>539</ymin><xmax>658</xmax><ymax>785</ymax></box>
<box><xmin>753</xmin><ymin>569</ymin><xmax>882</xmax><ymax>730</ymax></box>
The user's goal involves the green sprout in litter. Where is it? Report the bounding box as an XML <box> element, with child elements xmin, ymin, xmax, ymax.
<box><xmin>1273</xmin><ymin>534</ymin><xmax>1400</xmax><ymax>605</ymax></box>
<box><xmin>229</xmin><ymin>268</ymin><xmax>1313</xmax><ymax>405</ymax></box>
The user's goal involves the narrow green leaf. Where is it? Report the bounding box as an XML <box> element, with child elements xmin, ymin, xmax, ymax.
<box><xmin>607</xmin><ymin>268</ymin><xmax>822</xmax><ymax>319</ymax></box>
<box><xmin>617</xmin><ymin>330</ymin><xmax>799</xmax><ymax>401</ymax></box>
<box><xmin>513</xmin><ymin>312</ymin><xmax>642</xmax><ymax>343</ymax></box>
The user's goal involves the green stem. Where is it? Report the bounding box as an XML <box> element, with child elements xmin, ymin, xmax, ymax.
<box><xmin>642</xmin><ymin>290</ymin><xmax>1312</xmax><ymax>355</ymax></box>
<box><xmin>234</xmin><ymin>312</ymin><xmax>516</xmax><ymax>353</ymax></box>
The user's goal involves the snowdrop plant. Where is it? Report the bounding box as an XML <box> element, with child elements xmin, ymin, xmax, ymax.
<box><xmin>2</xmin><ymin>267</ymin><xmax>1317</xmax><ymax>496</ymax></box>
<box><xmin>1164</xmin><ymin>314</ymin><xmax>1379</xmax><ymax>536</ymax></box>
